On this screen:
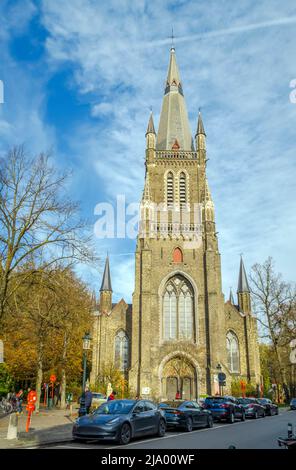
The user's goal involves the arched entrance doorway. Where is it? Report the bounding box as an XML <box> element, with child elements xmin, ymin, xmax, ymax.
<box><xmin>161</xmin><ymin>355</ymin><xmax>197</xmax><ymax>400</ymax></box>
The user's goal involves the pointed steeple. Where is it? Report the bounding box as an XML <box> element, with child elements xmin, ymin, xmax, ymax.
<box><xmin>195</xmin><ymin>110</ymin><xmax>206</xmax><ymax>151</ymax></box>
<box><xmin>100</xmin><ymin>255</ymin><xmax>112</xmax><ymax>292</ymax></box>
<box><xmin>156</xmin><ymin>48</ymin><xmax>193</xmax><ymax>151</ymax></box>
<box><xmin>237</xmin><ymin>256</ymin><xmax>251</xmax><ymax>314</ymax></box>
<box><xmin>146</xmin><ymin>112</ymin><xmax>156</xmax><ymax>135</ymax></box>
<box><xmin>237</xmin><ymin>256</ymin><xmax>250</xmax><ymax>293</ymax></box>
<box><xmin>196</xmin><ymin>111</ymin><xmax>206</xmax><ymax>136</ymax></box>
<box><xmin>229</xmin><ymin>288</ymin><xmax>234</xmax><ymax>304</ymax></box>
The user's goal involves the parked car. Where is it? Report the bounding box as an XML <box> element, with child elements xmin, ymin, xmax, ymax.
<box><xmin>73</xmin><ymin>399</ymin><xmax>166</xmax><ymax>445</ymax></box>
<box><xmin>203</xmin><ymin>396</ymin><xmax>245</xmax><ymax>423</ymax></box>
<box><xmin>290</xmin><ymin>398</ymin><xmax>296</xmax><ymax>410</ymax></box>
<box><xmin>158</xmin><ymin>400</ymin><xmax>213</xmax><ymax>432</ymax></box>
<box><xmin>257</xmin><ymin>398</ymin><xmax>279</xmax><ymax>416</ymax></box>
<box><xmin>91</xmin><ymin>392</ymin><xmax>107</xmax><ymax>409</ymax></box>
<box><xmin>237</xmin><ymin>397</ymin><xmax>266</xmax><ymax>418</ymax></box>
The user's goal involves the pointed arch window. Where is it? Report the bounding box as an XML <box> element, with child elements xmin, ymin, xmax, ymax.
<box><xmin>163</xmin><ymin>276</ymin><xmax>194</xmax><ymax>341</ymax></box>
<box><xmin>114</xmin><ymin>330</ymin><xmax>129</xmax><ymax>371</ymax></box>
<box><xmin>226</xmin><ymin>331</ymin><xmax>239</xmax><ymax>373</ymax></box>
<box><xmin>167</xmin><ymin>172</ymin><xmax>174</xmax><ymax>208</ymax></box>
<box><xmin>179</xmin><ymin>172</ymin><xmax>187</xmax><ymax>205</ymax></box>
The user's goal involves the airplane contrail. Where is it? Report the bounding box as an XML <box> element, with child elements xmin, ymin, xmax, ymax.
<box><xmin>145</xmin><ymin>16</ymin><xmax>296</xmax><ymax>48</ymax></box>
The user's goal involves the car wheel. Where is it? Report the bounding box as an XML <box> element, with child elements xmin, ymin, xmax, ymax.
<box><xmin>119</xmin><ymin>423</ymin><xmax>131</xmax><ymax>445</ymax></box>
<box><xmin>228</xmin><ymin>412</ymin><xmax>235</xmax><ymax>424</ymax></box>
<box><xmin>262</xmin><ymin>411</ymin><xmax>265</xmax><ymax>418</ymax></box>
<box><xmin>185</xmin><ymin>417</ymin><xmax>193</xmax><ymax>432</ymax></box>
<box><xmin>254</xmin><ymin>411</ymin><xmax>258</xmax><ymax>419</ymax></box>
<box><xmin>207</xmin><ymin>415</ymin><xmax>214</xmax><ymax>428</ymax></box>
<box><xmin>241</xmin><ymin>411</ymin><xmax>246</xmax><ymax>421</ymax></box>
<box><xmin>276</xmin><ymin>408</ymin><xmax>279</xmax><ymax>415</ymax></box>
<box><xmin>157</xmin><ymin>419</ymin><xmax>166</xmax><ymax>437</ymax></box>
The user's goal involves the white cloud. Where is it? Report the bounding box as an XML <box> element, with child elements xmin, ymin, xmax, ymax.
<box><xmin>3</xmin><ymin>0</ymin><xmax>295</xmax><ymax>301</ymax></box>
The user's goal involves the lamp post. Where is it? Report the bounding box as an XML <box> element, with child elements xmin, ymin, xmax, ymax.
<box><xmin>79</xmin><ymin>332</ymin><xmax>92</xmax><ymax>417</ymax></box>
<box><xmin>216</xmin><ymin>363</ymin><xmax>222</xmax><ymax>395</ymax></box>
<box><xmin>82</xmin><ymin>332</ymin><xmax>91</xmax><ymax>393</ymax></box>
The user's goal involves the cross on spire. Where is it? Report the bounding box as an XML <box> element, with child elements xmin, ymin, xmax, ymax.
<box><xmin>170</xmin><ymin>27</ymin><xmax>175</xmax><ymax>49</ymax></box>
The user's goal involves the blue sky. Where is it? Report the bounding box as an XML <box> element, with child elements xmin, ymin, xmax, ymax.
<box><xmin>0</xmin><ymin>0</ymin><xmax>295</xmax><ymax>303</ymax></box>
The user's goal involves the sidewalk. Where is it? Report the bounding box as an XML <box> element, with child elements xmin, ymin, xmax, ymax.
<box><xmin>0</xmin><ymin>406</ymin><xmax>78</xmax><ymax>448</ymax></box>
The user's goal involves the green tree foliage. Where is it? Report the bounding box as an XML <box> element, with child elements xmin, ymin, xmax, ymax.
<box><xmin>0</xmin><ymin>363</ymin><xmax>14</xmax><ymax>396</ymax></box>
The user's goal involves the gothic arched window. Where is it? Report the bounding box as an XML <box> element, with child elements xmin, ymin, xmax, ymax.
<box><xmin>179</xmin><ymin>172</ymin><xmax>187</xmax><ymax>205</ymax></box>
<box><xmin>114</xmin><ymin>330</ymin><xmax>129</xmax><ymax>371</ymax></box>
<box><xmin>163</xmin><ymin>276</ymin><xmax>194</xmax><ymax>341</ymax></box>
<box><xmin>167</xmin><ymin>172</ymin><xmax>174</xmax><ymax>207</ymax></box>
<box><xmin>226</xmin><ymin>331</ymin><xmax>239</xmax><ymax>373</ymax></box>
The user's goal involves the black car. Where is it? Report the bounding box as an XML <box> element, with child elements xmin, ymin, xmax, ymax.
<box><xmin>203</xmin><ymin>396</ymin><xmax>245</xmax><ymax>423</ymax></box>
<box><xmin>72</xmin><ymin>399</ymin><xmax>166</xmax><ymax>445</ymax></box>
<box><xmin>290</xmin><ymin>398</ymin><xmax>296</xmax><ymax>410</ymax></box>
<box><xmin>237</xmin><ymin>398</ymin><xmax>266</xmax><ymax>418</ymax></box>
<box><xmin>158</xmin><ymin>400</ymin><xmax>213</xmax><ymax>431</ymax></box>
<box><xmin>257</xmin><ymin>398</ymin><xmax>279</xmax><ymax>416</ymax></box>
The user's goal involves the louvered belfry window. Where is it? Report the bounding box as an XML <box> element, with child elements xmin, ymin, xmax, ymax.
<box><xmin>179</xmin><ymin>172</ymin><xmax>186</xmax><ymax>206</ymax></box>
<box><xmin>167</xmin><ymin>172</ymin><xmax>174</xmax><ymax>207</ymax></box>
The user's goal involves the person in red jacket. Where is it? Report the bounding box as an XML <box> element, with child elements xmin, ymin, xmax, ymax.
<box><xmin>175</xmin><ymin>390</ymin><xmax>181</xmax><ymax>400</ymax></box>
<box><xmin>107</xmin><ymin>391</ymin><xmax>117</xmax><ymax>401</ymax></box>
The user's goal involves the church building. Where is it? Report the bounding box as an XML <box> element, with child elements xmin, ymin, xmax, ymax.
<box><xmin>90</xmin><ymin>47</ymin><xmax>261</xmax><ymax>399</ymax></box>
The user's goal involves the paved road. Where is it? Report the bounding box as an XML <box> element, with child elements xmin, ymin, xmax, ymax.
<box><xmin>36</xmin><ymin>409</ymin><xmax>296</xmax><ymax>449</ymax></box>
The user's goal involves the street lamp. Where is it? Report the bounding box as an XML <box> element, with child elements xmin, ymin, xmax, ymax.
<box><xmin>82</xmin><ymin>332</ymin><xmax>91</xmax><ymax>393</ymax></box>
<box><xmin>79</xmin><ymin>332</ymin><xmax>92</xmax><ymax>417</ymax></box>
<box><xmin>216</xmin><ymin>363</ymin><xmax>222</xmax><ymax>395</ymax></box>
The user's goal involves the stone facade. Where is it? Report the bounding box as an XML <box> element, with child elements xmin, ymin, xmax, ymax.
<box><xmin>90</xmin><ymin>48</ymin><xmax>261</xmax><ymax>399</ymax></box>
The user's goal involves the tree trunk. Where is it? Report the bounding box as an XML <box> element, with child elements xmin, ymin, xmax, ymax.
<box><xmin>35</xmin><ymin>341</ymin><xmax>43</xmax><ymax>412</ymax></box>
<box><xmin>60</xmin><ymin>332</ymin><xmax>68</xmax><ymax>409</ymax></box>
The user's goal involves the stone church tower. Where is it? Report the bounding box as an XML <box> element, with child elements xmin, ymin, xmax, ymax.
<box><xmin>90</xmin><ymin>47</ymin><xmax>261</xmax><ymax>399</ymax></box>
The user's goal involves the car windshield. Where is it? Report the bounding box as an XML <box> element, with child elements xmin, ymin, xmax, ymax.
<box><xmin>204</xmin><ymin>397</ymin><xmax>226</xmax><ymax>404</ymax></box>
<box><xmin>238</xmin><ymin>398</ymin><xmax>256</xmax><ymax>404</ymax></box>
<box><xmin>94</xmin><ymin>400</ymin><xmax>135</xmax><ymax>415</ymax></box>
<box><xmin>291</xmin><ymin>399</ymin><xmax>296</xmax><ymax>404</ymax></box>
<box><xmin>257</xmin><ymin>399</ymin><xmax>268</xmax><ymax>404</ymax></box>
<box><xmin>159</xmin><ymin>401</ymin><xmax>185</xmax><ymax>409</ymax></box>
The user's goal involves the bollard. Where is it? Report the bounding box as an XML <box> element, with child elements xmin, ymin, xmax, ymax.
<box><xmin>7</xmin><ymin>413</ymin><xmax>18</xmax><ymax>440</ymax></box>
<box><xmin>287</xmin><ymin>422</ymin><xmax>293</xmax><ymax>439</ymax></box>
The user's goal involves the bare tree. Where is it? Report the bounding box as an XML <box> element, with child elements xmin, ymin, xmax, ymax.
<box><xmin>0</xmin><ymin>146</ymin><xmax>94</xmax><ymax>323</ymax></box>
<box><xmin>250</xmin><ymin>257</ymin><xmax>296</xmax><ymax>396</ymax></box>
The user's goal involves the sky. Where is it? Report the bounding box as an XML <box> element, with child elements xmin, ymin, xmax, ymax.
<box><xmin>0</xmin><ymin>0</ymin><xmax>295</xmax><ymax>303</ymax></box>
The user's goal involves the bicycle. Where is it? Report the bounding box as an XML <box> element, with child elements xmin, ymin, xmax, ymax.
<box><xmin>0</xmin><ymin>398</ymin><xmax>13</xmax><ymax>414</ymax></box>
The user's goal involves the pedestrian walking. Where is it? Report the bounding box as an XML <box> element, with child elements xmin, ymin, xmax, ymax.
<box><xmin>16</xmin><ymin>389</ymin><xmax>24</xmax><ymax>414</ymax></box>
<box><xmin>54</xmin><ymin>382</ymin><xmax>61</xmax><ymax>407</ymax></box>
<box><xmin>107</xmin><ymin>391</ymin><xmax>116</xmax><ymax>401</ymax></box>
<box><xmin>84</xmin><ymin>387</ymin><xmax>93</xmax><ymax>414</ymax></box>
<box><xmin>175</xmin><ymin>390</ymin><xmax>181</xmax><ymax>400</ymax></box>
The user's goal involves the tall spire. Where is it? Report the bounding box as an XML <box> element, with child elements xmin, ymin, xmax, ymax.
<box><xmin>146</xmin><ymin>112</ymin><xmax>156</xmax><ymax>135</ymax></box>
<box><xmin>229</xmin><ymin>288</ymin><xmax>234</xmax><ymax>304</ymax></box>
<box><xmin>156</xmin><ymin>48</ymin><xmax>193</xmax><ymax>151</ymax></box>
<box><xmin>237</xmin><ymin>256</ymin><xmax>250</xmax><ymax>293</ymax></box>
<box><xmin>100</xmin><ymin>255</ymin><xmax>112</xmax><ymax>292</ymax></box>
<box><xmin>196</xmin><ymin>111</ymin><xmax>206</xmax><ymax>136</ymax></box>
